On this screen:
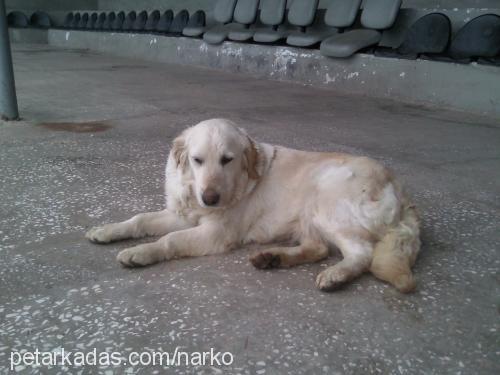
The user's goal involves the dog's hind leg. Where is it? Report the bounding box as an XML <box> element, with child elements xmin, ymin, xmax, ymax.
<box><xmin>250</xmin><ymin>240</ymin><xmax>329</xmax><ymax>269</ymax></box>
<box><xmin>315</xmin><ymin>232</ymin><xmax>374</xmax><ymax>291</ymax></box>
<box><xmin>86</xmin><ymin>209</ymin><xmax>191</xmax><ymax>244</ymax></box>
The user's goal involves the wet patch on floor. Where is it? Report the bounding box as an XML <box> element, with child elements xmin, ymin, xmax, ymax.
<box><xmin>38</xmin><ymin>121</ymin><xmax>112</xmax><ymax>133</ymax></box>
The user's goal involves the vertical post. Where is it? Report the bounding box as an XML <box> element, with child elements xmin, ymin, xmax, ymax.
<box><xmin>0</xmin><ymin>0</ymin><xmax>19</xmax><ymax>120</ymax></box>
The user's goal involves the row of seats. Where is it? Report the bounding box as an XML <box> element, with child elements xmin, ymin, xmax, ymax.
<box><xmin>7</xmin><ymin>1</ymin><xmax>500</xmax><ymax>65</ymax></box>
<box><xmin>7</xmin><ymin>10</ymin><xmax>52</xmax><ymax>28</ymax></box>
<box><xmin>60</xmin><ymin>10</ymin><xmax>205</xmax><ymax>35</ymax></box>
<box><xmin>194</xmin><ymin>0</ymin><xmax>499</xmax><ymax>63</ymax></box>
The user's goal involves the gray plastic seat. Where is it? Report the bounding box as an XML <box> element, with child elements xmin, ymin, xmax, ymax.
<box><xmin>103</xmin><ymin>12</ymin><xmax>116</xmax><ymax>30</ymax></box>
<box><xmin>229</xmin><ymin>0</ymin><xmax>285</xmax><ymax>42</ymax></box>
<box><xmin>78</xmin><ymin>13</ymin><xmax>89</xmax><ymax>29</ymax></box>
<box><xmin>321</xmin><ymin>0</ymin><xmax>401</xmax><ymax>58</ymax></box>
<box><xmin>287</xmin><ymin>0</ymin><xmax>361</xmax><ymax>47</ymax></box>
<box><xmin>86</xmin><ymin>12</ymin><xmax>98</xmax><ymax>29</ymax></box>
<box><xmin>30</xmin><ymin>11</ymin><xmax>52</xmax><ymax>29</ymax></box>
<box><xmin>254</xmin><ymin>0</ymin><xmax>318</xmax><ymax>43</ymax></box>
<box><xmin>204</xmin><ymin>0</ymin><xmax>259</xmax><ymax>44</ymax></box>
<box><xmin>183</xmin><ymin>0</ymin><xmax>236</xmax><ymax>37</ymax></box>
<box><xmin>111</xmin><ymin>11</ymin><xmax>125</xmax><ymax>31</ymax></box>
<box><xmin>8</xmin><ymin>11</ymin><xmax>29</xmax><ymax>28</ymax></box>
<box><xmin>144</xmin><ymin>10</ymin><xmax>161</xmax><ymax>32</ymax></box>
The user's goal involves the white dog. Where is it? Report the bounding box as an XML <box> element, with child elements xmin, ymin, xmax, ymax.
<box><xmin>86</xmin><ymin>118</ymin><xmax>420</xmax><ymax>292</ymax></box>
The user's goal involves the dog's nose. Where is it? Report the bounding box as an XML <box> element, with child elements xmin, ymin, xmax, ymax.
<box><xmin>202</xmin><ymin>188</ymin><xmax>220</xmax><ymax>206</ymax></box>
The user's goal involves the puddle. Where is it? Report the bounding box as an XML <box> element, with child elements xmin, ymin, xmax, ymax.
<box><xmin>38</xmin><ymin>121</ymin><xmax>112</xmax><ymax>133</ymax></box>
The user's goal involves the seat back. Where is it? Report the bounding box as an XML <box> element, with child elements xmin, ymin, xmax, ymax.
<box><xmin>112</xmin><ymin>11</ymin><xmax>125</xmax><ymax>30</ymax></box>
<box><xmin>31</xmin><ymin>11</ymin><xmax>52</xmax><ymax>28</ymax></box>
<box><xmin>94</xmin><ymin>12</ymin><xmax>106</xmax><ymax>29</ymax></box>
<box><xmin>186</xmin><ymin>10</ymin><xmax>206</xmax><ymax>27</ymax></box>
<box><xmin>288</xmin><ymin>0</ymin><xmax>319</xmax><ymax>27</ymax></box>
<box><xmin>122</xmin><ymin>11</ymin><xmax>136</xmax><ymax>30</ymax></box>
<box><xmin>233</xmin><ymin>0</ymin><xmax>259</xmax><ymax>25</ymax></box>
<box><xmin>145</xmin><ymin>10</ymin><xmax>161</xmax><ymax>31</ymax></box>
<box><xmin>214</xmin><ymin>0</ymin><xmax>238</xmax><ymax>23</ymax></box>
<box><xmin>63</xmin><ymin>12</ymin><xmax>73</xmax><ymax>28</ymax></box>
<box><xmin>170</xmin><ymin>10</ymin><xmax>189</xmax><ymax>34</ymax></box>
<box><xmin>71</xmin><ymin>13</ymin><xmax>81</xmax><ymax>28</ymax></box>
<box><xmin>398</xmin><ymin>13</ymin><xmax>451</xmax><ymax>55</ymax></box>
<box><xmin>156</xmin><ymin>10</ymin><xmax>174</xmax><ymax>33</ymax></box>
<box><xmin>133</xmin><ymin>10</ymin><xmax>148</xmax><ymax>31</ymax></box>
<box><xmin>361</xmin><ymin>0</ymin><xmax>401</xmax><ymax>30</ymax></box>
<box><xmin>78</xmin><ymin>13</ymin><xmax>88</xmax><ymax>29</ymax></box>
<box><xmin>259</xmin><ymin>0</ymin><xmax>286</xmax><ymax>26</ymax></box>
<box><xmin>449</xmin><ymin>14</ymin><xmax>500</xmax><ymax>59</ymax></box>
<box><xmin>103</xmin><ymin>12</ymin><xmax>116</xmax><ymax>30</ymax></box>
<box><xmin>325</xmin><ymin>0</ymin><xmax>361</xmax><ymax>28</ymax></box>
<box><xmin>8</xmin><ymin>11</ymin><xmax>29</xmax><ymax>28</ymax></box>
<box><xmin>87</xmin><ymin>13</ymin><xmax>98</xmax><ymax>29</ymax></box>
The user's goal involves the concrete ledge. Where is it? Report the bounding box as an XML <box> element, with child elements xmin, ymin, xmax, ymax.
<box><xmin>9</xmin><ymin>28</ymin><xmax>48</xmax><ymax>43</ymax></box>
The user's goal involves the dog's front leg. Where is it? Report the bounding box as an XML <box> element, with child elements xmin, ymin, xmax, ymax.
<box><xmin>86</xmin><ymin>209</ymin><xmax>191</xmax><ymax>244</ymax></box>
<box><xmin>116</xmin><ymin>222</ymin><xmax>234</xmax><ymax>267</ymax></box>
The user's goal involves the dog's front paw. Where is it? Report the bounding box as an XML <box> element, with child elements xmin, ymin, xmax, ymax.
<box><xmin>316</xmin><ymin>266</ymin><xmax>350</xmax><ymax>292</ymax></box>
<box><xmin>250</xmin><ymin>251</ymin><xmax>281</xmax><ymax>269</ymax></box>
<box><xmin>86</xmin><ymin>226</ymin><xmax>114</xmax><ymax>244</ymax></box>
<box><xmin>117</xmin><ymin>246</ymin><xmax>160</xmax><ymax>268</ymax></box>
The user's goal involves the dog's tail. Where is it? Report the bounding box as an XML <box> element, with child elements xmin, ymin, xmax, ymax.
<box><xmin>369</xmin><ymin>203</ymin><xmax>421</xmax><ymax>293</ymax></box>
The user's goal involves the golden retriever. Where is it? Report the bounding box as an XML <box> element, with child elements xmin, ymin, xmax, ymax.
<box><xmin>86</xmin><ymin>119</ymin><xmax>420</xmax><ymax>292</ymax></box>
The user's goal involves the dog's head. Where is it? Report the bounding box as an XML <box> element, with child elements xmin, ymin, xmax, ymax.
<box><xmin>170</xmin><ymin>119</ymin><xmax>263</xmax><ymax>208</ymax></box>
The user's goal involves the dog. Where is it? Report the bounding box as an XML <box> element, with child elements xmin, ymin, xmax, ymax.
<box><xmin>86</xmin><ymin>118</ymin><xmax>420</xmax><ymax>292</ymax></box>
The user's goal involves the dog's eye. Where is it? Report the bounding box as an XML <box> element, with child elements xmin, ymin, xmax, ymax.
<box><xmin>193</xmin><ymin>157</ymin><xmax>203</xmax><ymax>165</ymax></box>
<box><xmin>220</xmin><ymin>156</ymin><xmax>233</xmax><ymax>166</ymax></box>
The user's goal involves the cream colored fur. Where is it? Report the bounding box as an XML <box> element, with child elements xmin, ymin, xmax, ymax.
<box><xmin>86</xmin><ymin>119</ymin><xmax>421</xmax><ymax>292</ymax></box>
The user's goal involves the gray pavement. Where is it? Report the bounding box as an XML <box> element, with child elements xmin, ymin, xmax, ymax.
<box><xmin>1</xmin><ymin>44</ymin><xmax>499</xmax><ymax>374</ymax></box>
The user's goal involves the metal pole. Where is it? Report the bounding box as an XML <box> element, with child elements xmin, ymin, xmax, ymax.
<box><xmin>0</xmin><ymin>0</ymin><xmax>19</xmax><ymax>120</ymax></box>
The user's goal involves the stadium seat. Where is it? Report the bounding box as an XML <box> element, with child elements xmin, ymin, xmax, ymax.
<box><xmin>144</xmin><ymin>10</ymin><xmax>161</xmax><ymax>32</ymax></box>
<box><xmin>448</xmin><ymin>14</ymin><xmax>500</xmax><ymax>62</ymax></box>
<box><xmin>204</xmin><ymin>0</ymin><xmax>259</xmax><ymax>44</ymax></box>
<box><xmin>86</xmin><ymin>12</ymin><xmax>98</xmax><ymax>29</ymax></box>
<box><xmin>287</xmin><ymin>0</ymin><xmax>361</xmax><ymax>47</ymax></box>
<box><xmin>229</xmin><ymin>0</ymin><xmax>285</xmax><ymax>42</ymax></box>
<box><xmin>122</xmin><ymin>11</ymin><xmax>137</xmax><ymax>31</ymax></box>
<box><xmin>183</xmin><ymin>0</ymin><xmax>236</xmax><ymax>37</ymax></box>
<box><xmin>61</xmin><ymin>12</ymin><xmax>74</xmax><ymax>29</ymax></box>
<box><xmin>102</xmin><ymin>12</ymin><xmax>116</xmax><ymax>30</ymax></box>
<box><xmin>94</xmin><ymin>12</ymin><xmax>106</xmax><ymax>30</ymax></box>
<box><xmin>169</xmin><ymin>10</ymin><xmax>190</xmax><ymax>35</ymax></box>
<box><xmin>7</xmin><ymin>11</ymin><xmax>29</xmax><ymax>28</ymax></box>
<box><xmin>183</xmin><ymin>10</ymin><xmax>206</xmax><ymax>36</ymax></box>
<box><xmin>254</xmin><ymin>0</ymin><xmax>318</xmax><ymax>44</ymax></box>
<box><xmin>30</xmin><ymin>11</ymin><xmax>52</xmax><ymax>29</ymax></box>
<box><xmin>132</xmin><ymin>10</ymin><xmax>148</xmax><ymax>32</ymax></box>
<box><xmin>111</xmin><ymin>11</ymin><xmax>125</xmax><ymax>31</ymax></box>
<box><xmin>321</xmin><ymin>0</ymin><xmax>401</xmax><ymax>58</ymax></box>
<box><xmin>71</xmin><ymin>13</ymin><xmax>81</xmax><ymax>29</ymax></box>
<box><xmin>155</xmin><ymin>10</ymin><xmax>174</xmax><ymax>34</ymax></box>
<box><xmin>375</xmin><ymin>12</ymin><xmax>451</xmax><ymax>59</ymax></box>
<box><xmin>78</xmin><ymin>13</ymin><xmax>89</xmax><ymax>29</ymax></box>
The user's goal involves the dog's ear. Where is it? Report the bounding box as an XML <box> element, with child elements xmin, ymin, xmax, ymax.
<box><xmin>171</xmin><ymin>132</ymin><xmax>188</xmax><ymax>169</ymax></box>
<box><xmin>244</xmin><ymin>136</ymin><xmax>261</xmax><ymax>180</ymax></box>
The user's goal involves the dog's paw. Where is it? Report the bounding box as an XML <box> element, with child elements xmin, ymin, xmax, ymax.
<box><xmin>315</xmin><ymin>267</ymin><xmax>350</xmax><ymax>292</ymax></box>
<box><xmin>86</xmin><ymin>226</ymin><xmax>114</xmax><ymax>244</ymax></box>
<box><xmin>250</xmin><ymin>252</ymin><xmax>281</xmax><ymax>269</ymax></box>
<box><xmin>116</xmin><ymin>246</ymin><xmax>158</xmax><ymax>268</ymax></box>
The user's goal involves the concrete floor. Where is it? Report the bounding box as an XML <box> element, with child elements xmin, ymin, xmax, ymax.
<box><xmin>1</xmin><ymin>44</ymin><xmax>499</xmax><ymax>374</ymax></box>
